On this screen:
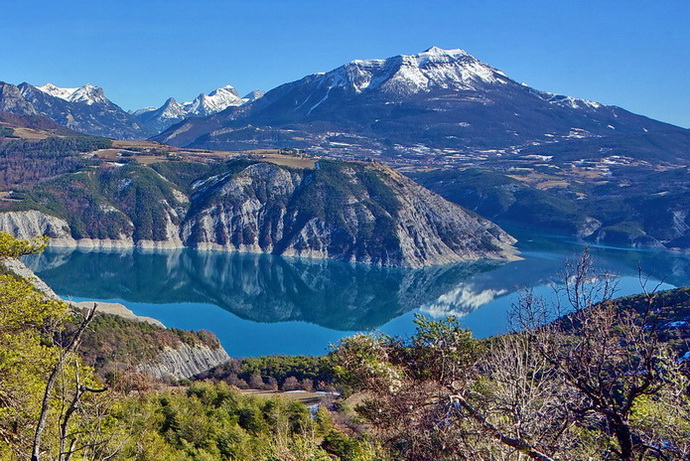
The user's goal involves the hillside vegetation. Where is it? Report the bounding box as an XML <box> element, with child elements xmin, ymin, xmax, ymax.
<box><xmin>412</xmin><ymin>166</ymin><xmax>690</xmax><ymax>250</ymax></box>
<box><xmin>0</xmin><ymin>232</ymin><xmax>380</xmax><ymax>461</ymax></box>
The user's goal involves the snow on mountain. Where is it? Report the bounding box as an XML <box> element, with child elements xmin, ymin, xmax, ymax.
<box><xmin>1</xmin><ymin>81</ymin><xmax>150</xmax><ymax>139</ymax></box>
<box><xmin>158</xmin><ymin>98</ymin><xmax>187</xmax><ymax>119</ymax></box>
<box><xmin>135</xmin><ymin>84</ymin><xmax>262</xmax><ymax>133</ymax></box>
<box><xmin>36</xmin><ymin>83</ymin><xmax>79</xmax><ymax>100</ymax></box>
<box><xmin>243</xmin><ymin>89</ymin><xmax>265</xmax><ymax>102</ymax></box>
<box><xmin>156</xmin><ymin>46</ymin><xmax>688</xmax><ymax>163</ymax></box>
<box><xmin>36</xmin><ymin>83</ymin><xmax>109</xmax><ymax>105</ymax></box>
<box><xmin>537</xmin><ymin>91</ymin><xmax>602</xmax><ymax>110</ymax></box>
<box><xmin>317</xmin><ymin>46</ymin><xmax>510</xmax><ymax>97</ymax></box>
<box><xmin>130</xmin><ymin>106</ymin><xmax>157</xmax><ymax>116</ymax></box>
<box><xmin>186</xmin><ymin>85</ymin><xmax>244</xmax><ymax>116</ymax></box>
<box><xmin>69</xmin><ymin>84</ymin><xmax>109</xmax><ymax>105</ymax></box>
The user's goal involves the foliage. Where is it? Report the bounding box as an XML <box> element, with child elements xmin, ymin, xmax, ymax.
<box><xmin>412</xmin><ymin>165</ymin><xmax>690</xmax><ymax>249</ymax></box>
<box><xmin>0</xmin><ymin>232</ymin><xmax>48</xmax><ymax>259</ymax></box>
<box><xmin>197</xmin><ymin>355</ymin><xmax>336</xmax><ymax>391</ymax></box>
<box><xmin>0</xmin><ymin>135</ymin><xmax>110</xmax><ymax>191</ymax></box>
<box><xmin>151</xmin><ymin>161</ymin><xmax>212</xmax><ymax>194</ymax></box>
<box><xmin>99</xmin><ymin>381</ymin><xmax>380</xmax><ymax>461</ymax></box>
<box><xmin>11</xmin><ymin>163</ymin><xmax>188</xmax><ymax>241</ymax></box>
<box><xmin>0</xmin><ymin>233</ymin><xmax>91</xmax><ymax>460</ymax></box>
<box><xmin>331</xmin><ymin>252</ymin><xmax>690</xmax><ymax>460</ymax></box>
<box><xmin>76</xmin><ymin>312</ymin><xmax>220</xmax><ymax>380</ymax></box>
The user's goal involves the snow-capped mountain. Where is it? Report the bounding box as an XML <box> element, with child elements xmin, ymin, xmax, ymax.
<box><xmin>156</xmin><ymin>47</ymin><xmax>690</xmax><ymax>163</ymax></box>
<box><xmin>186</xmin><ymin>85</ymin><xmax>245</xmax><ymax>116</ymax></box>
<box><xmin>134</xmin><ymin>85</ymin><xmax>263</xmax><ymax>133</ymax></box>
<box><xmin>0</xmin><ymin>81</ymin><xmax>150</xmax><ymax>139</ymax></box>
<box><xmin>36</xmin><ymin>83</ymin><xmax>111</xmax><ymax>105</ymax></box>
<box><xmin>314</xmin><ymin>46</ymin><xmax>510</xmax><ymax>97</ymax></box>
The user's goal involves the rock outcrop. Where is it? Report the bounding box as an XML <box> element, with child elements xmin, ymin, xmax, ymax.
<box><xmin>0</xmin><ymin>210</ymin><xmax>74</xmax><ymax>244</ymax></box>
<box><xmin>70</xmin><ymin>301</ymin><xmax>165</xmax><ymax>328</ymax></box>
<box><xmin>1</xmin><ymin>159</ymin><xmax>517</xmax><ymax>267</ymax></box>
<box><xmin>1</xmin><ymin>257</ymin><xmax>62</xmax><ymax>300</ymax></box>
<box><xmin>180</xmin><ymin>160</ymin><xmax>517</xmax><ymax>267</ymax></box>
<box><xmin>137</xmin><ymin>343</ymin><xmax>231</xmax><ymax>381</ymax></box>
<box><xmin>3</xmin><ymin>255</ymin><xmax>230</xmax><ymax>381</ymax></box>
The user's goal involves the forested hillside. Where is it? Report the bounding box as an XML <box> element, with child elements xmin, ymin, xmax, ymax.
<box><xmin>0</xmin><ymin>152</ymin><xmax>516</xmax><ymax>267</ymax></box>
<box><xmin>412</xmin><ymin>166</ymin><xmax>690</xmax><ymax>250</ymax></box>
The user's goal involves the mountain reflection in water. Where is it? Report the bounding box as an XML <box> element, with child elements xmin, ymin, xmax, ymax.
<box><xmin>28</xmin><ymin>249</ymin><xmax>504</xmax><ymax>331</ymax></box>
<box><xmin>25</xmin><ymin>235</ymin><xmax>690</xmax><ymax>354</ymax></box>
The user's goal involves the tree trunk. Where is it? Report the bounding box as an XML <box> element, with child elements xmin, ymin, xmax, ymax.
<box><xmin>608</xmin><ymin>414</ymin><xmax>634</xmax><ymax>461</ymax></box>
<box><xmin>31</xmin><ymin>305</ymin><xmax>96</xmax><ymax>461</ymax></box>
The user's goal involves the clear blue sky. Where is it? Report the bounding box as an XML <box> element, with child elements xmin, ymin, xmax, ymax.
<box><xmin>1</xmin><ymin>0</ymin><xmax>688</xmax><ymax>127</ymax></box>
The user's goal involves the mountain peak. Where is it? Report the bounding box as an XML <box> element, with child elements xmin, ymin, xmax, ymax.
<box><xmin>186</xmin><ymin>85</ymin><xmax>244</xmax><ymax>116</ymax></box>
<box><xmin>70</xmin><ymin>84</ymin><xmax>108</xmax><ymax>105</ymax></box>
<box><xmin>243</xmin><ymin>89</ymin><xmax>265</xmax><ymax>102</ymax></box>
<box><xmin>133</xmin><ymin>84</ymin><xmax>252</xmax><ymax>132</ymax></box>
<box><xmin>329</xmin><ymin>46</ymin><xmax>509</xmax><ymax>96</ymax></box>
<box><xmin>209</xmin><ymin>85</ymin><xmax>240</xmax><ymax>97</ymax></box>
<box><xmin>36</xmin><ymin>82</ymin><xmax>108</xmax><ymax>105</ymax></box>
<box><xmin>421</xmin><ymin>46</ymin><xmax>471</xmax><ymax>57</ymax></box>
<box><xmin>36</xmin><ymin>83</ymin><xmax>80</xmax><ymax>100</ymax></box>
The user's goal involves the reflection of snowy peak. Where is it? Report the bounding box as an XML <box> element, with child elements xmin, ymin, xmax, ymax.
<box><xmin>420</xmin><ymin>285</ymin><xmax>508</xmax><ymax>318</ymax></box>
<box><xmin>134</xmin><ymin>85</ymin><xmax>263</xmax><ymax>132</ymax></box>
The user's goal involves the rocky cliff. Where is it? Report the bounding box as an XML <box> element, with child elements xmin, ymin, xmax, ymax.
<box><xmin>181</xmin><ymin>159</ymin><xmax>517</xmax><ymax>267</ymax></box>
<box><xmin>137</xmin><ymin>343</ymin><xmax>231</xmax><ymax>381</ymax></box>
<box><xmin>2</xmin><ymin>256</ymin><xmax>230</xmax><ymax>381</ymax></box>
<box><xmin>1</xmin><ymin>158</ymin><xmax>517</xmax><ymax>267</ymax></box>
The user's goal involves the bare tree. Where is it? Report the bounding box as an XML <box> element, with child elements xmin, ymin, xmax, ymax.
<box><xmin>334</xmin><ymin>249</ymin><xmax>689</xmax><ymax>460</ymax></box>
<box><xmin>31</xmin><ymin>304</ymin><xmax>97</xmax><ymax>461</ymax></box>
<box><xmin>513</xmin><ymin>249</ymin><xmax>680</xmax><ymax>461</ymax></box>
<box><xmin>333</xmin><ymin>320</ymin><xmax>561</xmax><ymax>460</ymax></box>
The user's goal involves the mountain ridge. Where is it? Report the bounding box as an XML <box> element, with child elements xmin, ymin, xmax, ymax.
<box><xmin>155</xmin><ymin>47</ymin><xmax>689</xmax><ymax>166</ymax></box>
<box><xmin>132</xmin><ymin>84</ymin><xmax>264</xmax><ymax>133</ymax></box>
<box><xmin>0</xmin><ymin>157</ymin><xmax>517</xmax><ymax>268</ymax></box>
<box><xmin>0</xmin><ymin>80</ymin><xmax>150</xmax><ymax>139</ymax></box>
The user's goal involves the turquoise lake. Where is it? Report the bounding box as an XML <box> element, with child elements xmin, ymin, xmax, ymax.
<box><xmin>26</xmin><ymin>233</ymin><xmax>690</xmax><ymax>357</ymax></box>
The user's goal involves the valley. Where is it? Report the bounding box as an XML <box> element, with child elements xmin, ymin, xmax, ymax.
<box><xmin>1</xmin><ymin>32</ymin><xmax>689</xmax><ymax>460</ymax></box>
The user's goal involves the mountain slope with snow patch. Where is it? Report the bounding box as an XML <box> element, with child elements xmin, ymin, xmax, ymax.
<box><xmin>134</xmin><ymin>85</ymin><xmax>263</xmax><ymax>133</ymax></box>
<box><xmin>156</xmin><ymin>47</ymin><xmax>689</xmax><ymax>164</ymax></box>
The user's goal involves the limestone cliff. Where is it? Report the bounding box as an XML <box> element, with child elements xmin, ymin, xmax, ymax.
<box><xmin>137</xmin><ymin>343</ymin><xmax>231</xmax><ymax>381</ymax></box>
<box><xmin>181</xmin><ymin>160</ymin><xmax>517</xmax><ymax>267</ymax></box>
<box><xmin>1</xmin><ymin>159</ymin><xmax>517</xmax><ymax>267</ymax></box>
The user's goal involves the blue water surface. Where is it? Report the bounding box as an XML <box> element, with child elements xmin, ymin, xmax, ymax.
<box><xmin>26</xmin><ymin>234</ymin><xmax>690</xmax><ymax>357</ymax></box>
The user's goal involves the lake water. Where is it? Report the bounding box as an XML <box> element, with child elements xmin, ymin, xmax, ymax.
<box><xmin>26</xmin><ymin>233</ymin><xmax>690</xmax><ymax>357</ymax></box>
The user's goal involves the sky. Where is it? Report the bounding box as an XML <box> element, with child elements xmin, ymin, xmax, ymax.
<box><xmin>0</xmin><ymin>0</ymin><xmax>688</xmax><ymax>127</ymax></box>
